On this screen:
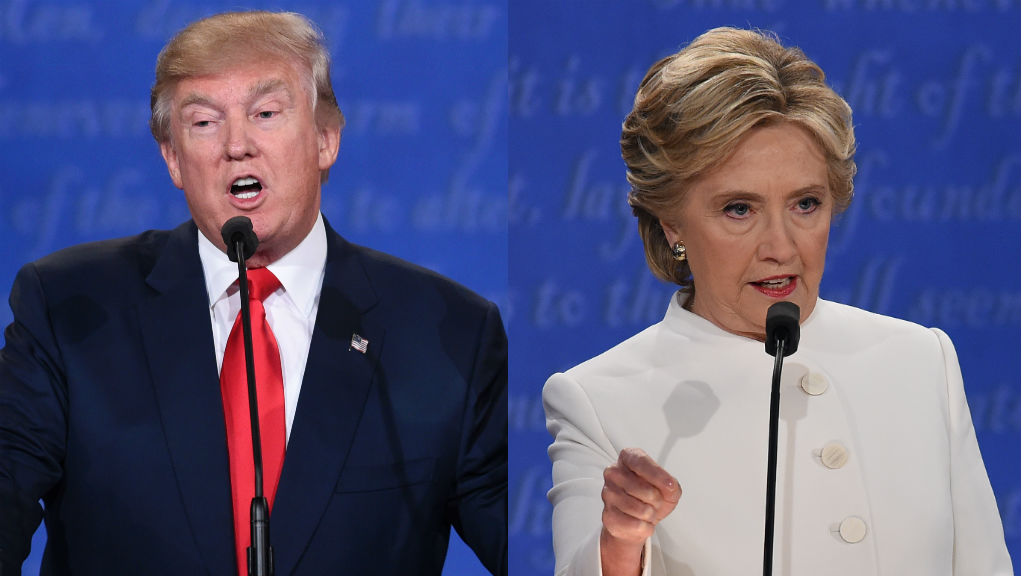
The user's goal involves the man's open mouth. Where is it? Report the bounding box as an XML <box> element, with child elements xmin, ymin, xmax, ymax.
<box><xmin>230</xmin><ymin>177</ymin><xmax>263</xmax><ymax>199</ymax></box>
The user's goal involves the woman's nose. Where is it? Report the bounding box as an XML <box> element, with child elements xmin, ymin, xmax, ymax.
<box><xmin>756</xmin><ymin>214</ymin><xmax>798</xmax><ymax>264</ymax></box>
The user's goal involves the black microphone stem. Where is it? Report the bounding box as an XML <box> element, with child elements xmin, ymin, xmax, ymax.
<box><xmin>232</xmin><ymin>240</ymin><xmax>273</xmax><ymax>576</ymax></box>
<box><xmin>763</xmin><ymin>335</ymin><xmax>785</xmax><ymax>576</ymax></box>
<box><xmin>234</xmin><ymin>241</ymin><xmax>265</xmax><ymax>500</ymax></box>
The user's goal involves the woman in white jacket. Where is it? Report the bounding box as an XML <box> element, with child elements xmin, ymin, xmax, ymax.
<box><xmin>543</xmin><ymin>27</ymin><xmax>1011</xmax><ymax>576</ymax></box>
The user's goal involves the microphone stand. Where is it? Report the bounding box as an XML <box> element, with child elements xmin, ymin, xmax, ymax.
<box><xmin>762</xmin><ymin>301</ymin><xmax>799</xmax><ymax>576</ymax></box>
<box><xmin>232</xmin><ymin>240</ymin><xmax>274</xmax><ymax>576</ymax></box>
<box><xmin>762</xmin><ymin>334</ymin><xmax>786</xmax><ymax>576</ymax></box>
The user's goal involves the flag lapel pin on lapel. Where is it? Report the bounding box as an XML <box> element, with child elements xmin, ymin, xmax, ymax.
<box><xmin>350</xmin><ymin>333</ymin><xmax>369</xmax><ymax>354</ymax></box>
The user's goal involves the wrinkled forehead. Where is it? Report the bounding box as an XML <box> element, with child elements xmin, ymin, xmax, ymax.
<box><xmin>169</xmin><ymin>52</ymin><xmax>311</xmax><ymax>104</ymax></box>
<box><xmin>174</xmin><ymin>47</ymin><xmax>310</xmax><ymax>90</ymax></box>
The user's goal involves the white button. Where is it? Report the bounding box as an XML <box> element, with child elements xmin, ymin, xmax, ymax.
<box><xmin>839</xmin><ymin>516</ymin><xmax>867</xmax><ymax>543</ymax></box>
<box><xmin>800</xmin><ymin>372</ymin><xmax>829</xmax><ymax>395</ymax></box>
<box><xmin>821</xmin><ymin>441</ymin><xmax>849</xmax><ymax>469</ymax></box>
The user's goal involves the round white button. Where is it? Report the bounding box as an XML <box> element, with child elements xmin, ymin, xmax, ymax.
<box><xmin>839</xmin><ymin>516</ymin><xmax>867</xmax><ymax>543</ymax></box>
<box><xmin>801</xmin><ymin>372</ymin><xmax>829</xmax><ymax>395</ymax></box>
<box><xmin>821</xmin><ymin>442</ymin><xmax>849</xmax><ymax>469</ymax></box>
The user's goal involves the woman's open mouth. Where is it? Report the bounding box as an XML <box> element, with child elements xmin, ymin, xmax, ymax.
<box><xmin>752</xmin><ymin>276</ymin><xmax>797</xmax><ymax>297</ymax></box>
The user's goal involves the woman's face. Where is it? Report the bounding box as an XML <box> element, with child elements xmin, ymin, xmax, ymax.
<box><xmin>660</xmin><ymin>122</ymin><xmax>832</xmax><ymax>340</ymax></box>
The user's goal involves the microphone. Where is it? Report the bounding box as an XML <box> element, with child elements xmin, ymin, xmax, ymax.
<box><xmin>218</xmin><ymin>217</ymin><xmax>275</xmax><ymax>576</ymax></box>
<box><xmin>221</xmin><ymin>216</ymin><xmax>259</xmax><ymax>263</ymax></box>
<box><xmin>762</xmin><ymin>301</ymin><xmax>800</xmax><ymax>576</ymax></box>
<box><xmin>765</xmin><ymin>302</ymin><xmax>800</xmax><ymax>357</ymax></box>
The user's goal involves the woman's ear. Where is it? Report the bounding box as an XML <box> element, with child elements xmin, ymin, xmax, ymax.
<box><xmin>659</xmin><ymin>218</ymin><xmax>683</xmax><ymax>246</ymax></box>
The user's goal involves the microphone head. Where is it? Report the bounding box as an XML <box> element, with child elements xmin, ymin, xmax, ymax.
<box><xmin>220</xmin><ymin>216</ymin><xmax>259</xmax><ymax>263</ymax></box>
<box><xmin>765</xmin><ymin>301</ymin><xmax>800</xmax><ymax>357</ymax></box>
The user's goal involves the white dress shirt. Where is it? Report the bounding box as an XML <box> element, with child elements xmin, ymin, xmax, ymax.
<box><xmin>197</xmin><ymin>214</ymin><xmax>327</xmax><ymax>442</ymax></box>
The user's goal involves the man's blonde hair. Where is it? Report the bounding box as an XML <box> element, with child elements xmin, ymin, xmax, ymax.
<box><xmin>150</xmin><ymin>11</ymin><xmax>345</xmax><ymax>146</ymax></box>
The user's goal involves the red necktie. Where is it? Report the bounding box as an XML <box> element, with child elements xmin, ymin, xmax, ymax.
<box><xmin>220</xmin><ymin>267</ymin><xmax>286</xmax><ymax>576</ymax></box>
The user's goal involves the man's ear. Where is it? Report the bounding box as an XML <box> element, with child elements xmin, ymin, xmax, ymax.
<box><xmin>317</xmin><ymin>119</ymin><xmax>342</xmax><ymax>171</ymax></box>
<box><xmin>159</xmin><ymin>141</ymin><xmax>184</xmax><ymax>190</ymax></box>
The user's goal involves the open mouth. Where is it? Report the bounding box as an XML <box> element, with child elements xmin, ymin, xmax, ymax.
<box><xmin>230</xmin><ymin>177</ymin><xmax>263</xmax><ymax>199</ymax></box>
<box><xmin>758</xmin><ymin>277</ymin><xmax>792</xmax><ymax>288</ymax></box>
<box><xmin>752</xmin><ymin>276</ymin><xmax>797</xmax><ymax>297</ymax></box>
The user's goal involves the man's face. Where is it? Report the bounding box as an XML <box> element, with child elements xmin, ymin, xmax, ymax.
<box><xmin>160</xmin><ymin>57</ymin><xmax>340</xmax><ymax>267</ymax></box>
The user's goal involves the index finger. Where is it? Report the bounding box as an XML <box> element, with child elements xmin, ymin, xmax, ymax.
<box><xmin>619</xmin><ymin>447</ymin><xmax>682</xmax><ymax>503</ymax></box>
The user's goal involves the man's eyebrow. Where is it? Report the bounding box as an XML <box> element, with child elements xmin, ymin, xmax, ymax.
<box><xmin>247</xmin><ymin>78</ymin><xmax>293</xmax><ymax>103</ymax></box>
<box><xmin>179</xmin><ymin>92</ymin><xmax>218</xmax><ymax>111</ymax></box>
<box><xmin>177</xmin><ymin>78</ymin><xmax>293</xmax><ymax>112</ymax></box>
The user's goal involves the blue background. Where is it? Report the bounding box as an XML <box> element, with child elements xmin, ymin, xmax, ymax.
<box><xmin>509</xmin><ymin>1</ymin><xmax>1020</xmax><ymax>575</ymax></box>
<box><xmin>0</xmin><ymin>1</ymin><xmax>505</xmax><ymax>574</ymax></box>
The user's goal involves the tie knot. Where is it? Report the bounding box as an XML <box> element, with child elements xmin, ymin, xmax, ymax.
<box><xmin>245</xmin><ymin>268</ymin><xmax>281</xmax><ymax>302</ymax></box>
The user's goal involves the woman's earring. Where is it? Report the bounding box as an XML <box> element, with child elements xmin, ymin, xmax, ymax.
<box><xmin>672</xmin><ymin>241</ymin><xmax>687</xmax><ymax>262</ymax></box>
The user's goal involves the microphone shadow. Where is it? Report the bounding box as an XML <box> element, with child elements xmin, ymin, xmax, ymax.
<box><xmin>777</xmin><ymin>362</ymin><xmax>810</xmax><ymax>576</ymax></box>
<box><xmin>655</xmin><ymin>379</ymin><xmax>720</xmax><ymax>467</ymax></box>
<box><xmin>655</xmin><ymin>379</ymin><xmax>719</xmax><ymax>576</ymax></box>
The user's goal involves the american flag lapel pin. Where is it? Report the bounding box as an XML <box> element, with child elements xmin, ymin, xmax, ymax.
<box><xmin>350</xmin><ymin>333</ymin><xmax>369</xmax><ymax>354</ymax></box>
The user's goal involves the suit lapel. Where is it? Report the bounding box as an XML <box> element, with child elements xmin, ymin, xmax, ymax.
<box><xmin>137</xmin><ymin>221</ymin><xmax>235</xmax><ymax>576</ymax></box>
<box><xmin>272</xmin><ymin>224</ymin><xmax>385</xmax><ymax>574</ymax></box>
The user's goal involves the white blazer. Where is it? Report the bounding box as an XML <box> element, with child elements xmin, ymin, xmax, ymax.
<box><xmin>544</xmin><ymin>295</ymin><xmax>1011</xmax><ymax>576</ymax></box>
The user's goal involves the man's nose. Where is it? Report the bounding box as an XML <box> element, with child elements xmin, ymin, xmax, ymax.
<box><xmin>223</xmin><ymin>114</ymin><xmax>255</xmax><ymax>160</ymax></box>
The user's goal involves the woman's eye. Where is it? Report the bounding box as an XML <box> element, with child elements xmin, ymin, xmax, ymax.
<box><xmin>724</xmin><ymin>202</ymin><xmax>750</xmax><ymax>217</ymax></box>
<box><xmin>796</xmin><ymin>197</ymin><xmax>822</xmax><ymax>212</ymax></box>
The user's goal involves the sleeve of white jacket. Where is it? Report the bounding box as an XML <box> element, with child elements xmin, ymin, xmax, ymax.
<box><xmin>543</xmin><ymin>372</ymin><xmax>655</xmax><ymax>576</ymax></box>
<box><xmin>932</xmin><ymin>329</ymin><xmax>1013</xmax><ymax>575</ymax></box>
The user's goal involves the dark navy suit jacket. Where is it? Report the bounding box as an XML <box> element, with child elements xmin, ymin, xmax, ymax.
<box><xmin>0</xmin><ymin>219</ymin><xmax>507</xmax><ymax>575</ymax></box>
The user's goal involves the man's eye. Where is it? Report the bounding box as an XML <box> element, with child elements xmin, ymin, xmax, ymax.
<box><xmin>194</xmin><ymin>120</ymin><xmax>212</xmax><ymax>128</ymax></box>
<box><xmin>257</xmin><ymin>110</ymin><xmax>276</xmax><ymax>119</ymax></box>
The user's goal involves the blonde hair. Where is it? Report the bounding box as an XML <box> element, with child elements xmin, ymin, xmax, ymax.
<box><xmin>621</xmin><ymin>27</ymin><xmax>856</xmax><ymax>287</ymax></box>
<box><xmin>150</xmin><ymin>11</ymin><xmax>345</xmax><ymax>147</ymax></box>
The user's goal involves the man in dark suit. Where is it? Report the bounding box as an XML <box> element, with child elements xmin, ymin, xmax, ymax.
<box><xmin>0</xmin><ymin>11</ymin><xmax>506</xmax><ymax>576</ymax></box>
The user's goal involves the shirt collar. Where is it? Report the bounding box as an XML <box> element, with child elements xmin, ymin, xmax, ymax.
<box><xmin>198</xmin><ymin>213</ymin><xmax>328</xmax><ymax>316</ymax></box>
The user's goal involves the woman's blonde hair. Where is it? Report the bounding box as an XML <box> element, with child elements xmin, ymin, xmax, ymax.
<box><xmin>149</xmin><ymin>11</ymin><xmax>345</xmax><ymax>146</ymax></box>
<box><xmin>621</xmin><ymin>27</ymin><xmax>856</xmax><ymax>287</ymax></box>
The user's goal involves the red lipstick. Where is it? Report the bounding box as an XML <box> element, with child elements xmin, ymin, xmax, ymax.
<box><xmin>751</xmin><ymin>275</ymin><xmax>797</xmax><ymax>298</ymax></box>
